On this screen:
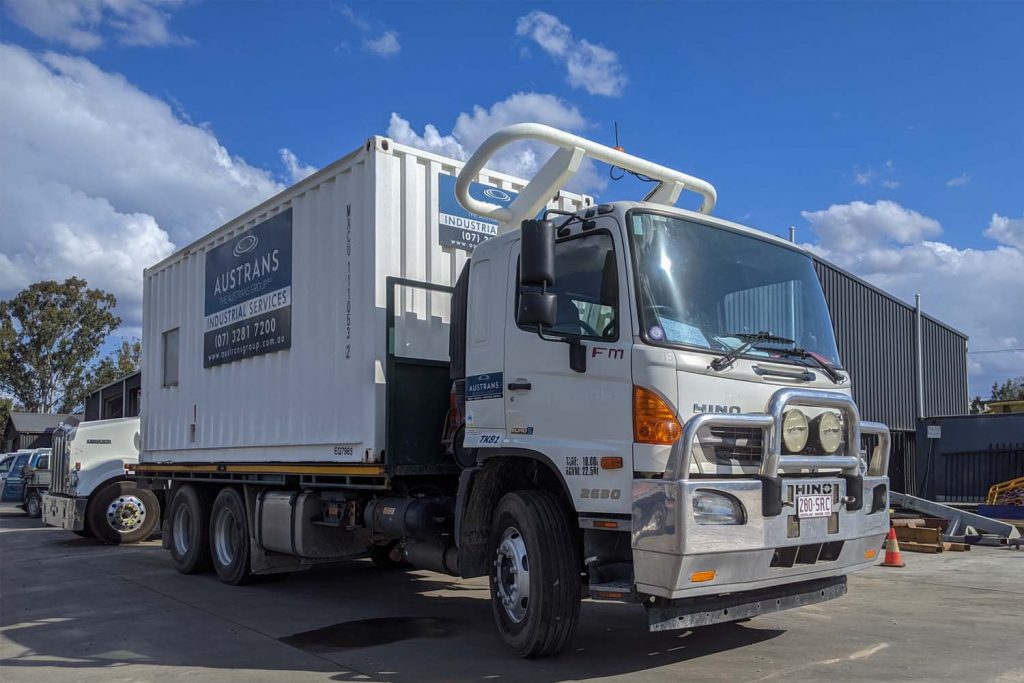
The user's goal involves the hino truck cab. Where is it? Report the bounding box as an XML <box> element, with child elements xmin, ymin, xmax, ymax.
<box><xmin>445</xmin><ymin>124</ymin><xmax>890</xmax><ymax>652</ymax></box>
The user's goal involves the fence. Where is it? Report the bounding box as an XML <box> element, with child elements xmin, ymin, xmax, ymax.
<box><xmin>917</xmin><ymin>443</ymin><xmax>1024</xmax><ymax>504</ymax></box>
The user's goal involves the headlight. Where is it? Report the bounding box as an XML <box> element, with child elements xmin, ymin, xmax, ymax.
<box><xmin>782</xmin><ymin>409</ymin><xmax>809</xmax><ymax>453</ymax></box>
<box><xmin>692</xmin><ymin>490</ymin><xmax>745</xmax><ymax>525</ymax></box>
<box><xmin>812</xmin><ymin>411</ymin><xmax>843</xmax><ymax>454</ymax></box>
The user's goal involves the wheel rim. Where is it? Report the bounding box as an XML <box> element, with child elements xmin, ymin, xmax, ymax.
<box><xmin>106</xmin><ymin>495</ymin><xmax>147</xmax><ymax>533</ymax></box>
<box><xmin>27</xmin><ymin>496</ymin><xmax>39</xmax><ymax>516</ymax></box>
<box><xmin>172</xmin><ymin>504</ymin><xmax>192</xmax><ymax>556</ymax></box>
<box><xmin>213</xmin><ymin>507</ymin><xmax>240</xmax><ymax>568</ymax></box>
<box><xmin>494</xmin><ymin>526</ymin><xmax>530</xmax><ymax>623</ymax></box>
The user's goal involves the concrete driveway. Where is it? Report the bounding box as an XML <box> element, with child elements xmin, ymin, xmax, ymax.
<box><xmin>2</xmin><ymin>504</ymin><xmax>1022</xmax><ymax>682</ymax></box>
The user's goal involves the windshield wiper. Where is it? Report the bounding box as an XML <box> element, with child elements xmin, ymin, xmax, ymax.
<box><xmin>709</xmin><ymin>331</ymin><xmax>795</xmax><ymax>372</ymax></box>
<box><xmin>772</xmin><ymin>346</ymin><xmax>846</xmax><ymax>384</ymax></box>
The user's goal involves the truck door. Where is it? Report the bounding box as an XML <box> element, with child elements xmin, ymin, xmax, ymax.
<box><xmin>502</xmin><ymin>222</ymin><xmax>634</xmax><ymax>515</ymax></box>
<box><xmin>2</xmin><ymin>453</ymin><xmax>29</xmax><ymax>501</ymax></box>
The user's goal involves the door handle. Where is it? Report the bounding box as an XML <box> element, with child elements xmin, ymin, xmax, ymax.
<box><xmin>507</xmin><ymin>382</ymin><xmax>532</xmax><ymax>391</ymax></box>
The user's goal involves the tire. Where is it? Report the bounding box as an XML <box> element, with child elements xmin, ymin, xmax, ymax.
<box><xmin>24</xmin><ymin>491</ymin><xmax>42</xmax><ymax>518</ymax></box>
<box><xmin>169</xmin><ymin>485</ymin><xmax>212</xmax><ymax>574</ymax></box>
<box><xmin>209</xmin><ymin>487</ymin><xmax>252</xmax><ymax>585</ymax></box>
<box><xmin>488</xmin><ymin>490</ymin><xmax>581</xmax><ymax>658</ymax></box>
<box><xmin>87</xmin><ymin>480</ymin><xmax>160</xmax><ymax>545</ymax></box>
<box><xmin>73</xmin><ymin>529</ymin><xmax>92</xmax><ymax>538</ymax></box>
<box><xmin>370</xmin><ymin>540</ymin><xmax>409</xmax><ymax>569</ymax></box>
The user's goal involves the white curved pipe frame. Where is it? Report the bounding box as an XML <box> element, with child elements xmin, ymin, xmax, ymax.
<box><xmin>455</xmin><ymin>123</ymin><xmax>718</xmax><ymax>233</ymax></box>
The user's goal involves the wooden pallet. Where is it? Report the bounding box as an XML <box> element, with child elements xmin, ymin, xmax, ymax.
<box><xmin>893</xmin><ymin>524</ymin><xmax>969</xmax><ymax>552</ymax></box>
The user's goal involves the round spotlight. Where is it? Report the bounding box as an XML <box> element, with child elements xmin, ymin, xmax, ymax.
<box><xmin>782</xmin><ymin>409</ymin><xmax>809</xmax><ymax>453</ymax></box>
<box><xmin>814</xmin><ymin>411</ymin><xmax>844</xmax><ymax>454</ymax></box>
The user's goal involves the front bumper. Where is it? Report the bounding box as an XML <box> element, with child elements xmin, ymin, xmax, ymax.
<box><xmin>633</xmin><ymin>474</ymin><xmax>888</xmax><ymax>598</ymax></box>
<box><xmin>632</xmin><ymin>387</ymin><xmax>891</xmax><ymax>600</ymax></box>
<box><xmin>42</xmin><ymin>493</ymin><xmax>87</xmax><ymax>531</ymax></box>
<box><xmin>648</xmin><ymin>575</ymin><xmax>847</xmax><ymax>631</ymax></box>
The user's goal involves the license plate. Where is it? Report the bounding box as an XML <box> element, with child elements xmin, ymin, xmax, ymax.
<box><xmin>796</xmin><ymin>494</ymin><xmax>832</xmax><ymax>519</ymax></box>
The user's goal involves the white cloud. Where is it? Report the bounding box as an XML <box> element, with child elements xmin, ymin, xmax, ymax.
<box><xmin>516</xmin><ymin>11</ymin><xmax>627</xmax><ymax>97</ymax></box>
<box><xmin>984</xmin><ymin>213</ymin><xmax>1024</xmax><ymax>250</ymax></box>
<box><xmin>364</xmin><ymin>30</ymin><xmax>400</xmax><ymax>57</ymax></box>
<box><xmin>338</xmin><ymin>4</ymin><xmax>370</xmax><ymax>32</ymax></box>
<box><xmin>801</xmin><ymin>200</ymin><xmax>1024</xmax><ymax>395</ymax></box>
<box><xmin>3</xmin><ymin>0</ymin><xmax>191</xmax><ymax>50</ymax></box>
<box><xmin>946</xmin><ymin>172</ymin><xmax>971</xmax><ymax>187</ymax></box>
<box><xmin>0</xmin><ymin>43</ymin><xmax>285</xmax><ymax>330</ymax></box>
<box><xmin>801</xmin><ymin>200</ymin><xmax>940</xmax><ymax>254</ymax></box>
<box><xmin>388</xmin><ymin>92</ymin><xmax>607</xmax><ymax>194</ymax></box>
<box><xmin>339</xmin><ymin>5</ymin><xmax>400</xmax><ymax>58</ymax></box>
<box><xmin>279</xmin><ymin>148</ymin><xmax>317</xmax><ymax>184</ymax></box>
<box><xmin>851</xmin><ymin>162</ymin><xmax>900</xmax><ymax>189</ymax></box>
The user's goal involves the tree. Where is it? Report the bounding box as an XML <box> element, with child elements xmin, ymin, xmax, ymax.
<box><xmin>0</xmin><ymin>278</ymin><xmax>121</xmax><ymax>414</ymax></box>
<box><xmin>0</xmin><ymin>396</ymin><xmax>13</xmax><ymax>439</ymax></box>
<box><xmin>969</xmin><ymin>395</ymin><xmax>985</xmax><ymax>415</ymax></box>
<box><xmin>85</xmin><ymin>338</ymin><xmax>142</xmax><ymax>395</ymax></box>
<box><xmin>990</xmin><ymin>376</ymin><xmax>1024</xmax><ymax>402</ymax></box>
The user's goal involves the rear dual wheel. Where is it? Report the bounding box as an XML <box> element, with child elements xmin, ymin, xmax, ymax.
<box><xmin>209</xmin><ymin>487</ymin><xmax>252</xmax><ymax>585</ymax></box>
<box><xmin>168</xmin><ymin>485</ymin><xmax>211</xmax><ymax>574</ymax></box>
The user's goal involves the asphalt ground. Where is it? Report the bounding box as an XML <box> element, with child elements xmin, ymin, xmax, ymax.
<box><xmin>2</xmin><ymin>503</ymin><xmax>1022</xmax><ymax>682</ymax></box>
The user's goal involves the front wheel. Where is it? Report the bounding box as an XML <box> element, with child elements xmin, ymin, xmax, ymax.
<box><xmin>88</xmin><ymin>481</ymin><xmax>160</xmax><ymax>544</ymax></box>
<box><xmin>488</xmin><ymin>490</ymin><xmax>581</xmax><ymax>658</ymax></box>
<box><xmin>24</xmin><ymin>491</ymin><xmax>42</xmax><ymax>518</ymax></box>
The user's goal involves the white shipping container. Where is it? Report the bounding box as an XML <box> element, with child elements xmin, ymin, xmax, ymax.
<box><xmin>141</xmin><ymin>136</ymin><xmax>590</xmax><ymax>464</ymax></box>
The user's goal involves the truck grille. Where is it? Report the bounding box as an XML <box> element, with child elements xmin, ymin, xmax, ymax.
<box><xmin>49</xmin><ymin>428</ymin><xmax>70</xmax><ymax>494</ymax></box>
<box><xmin>707</xmin><ymin>426</ymin><xmax>764</xmax><ymax>463</ymax></box>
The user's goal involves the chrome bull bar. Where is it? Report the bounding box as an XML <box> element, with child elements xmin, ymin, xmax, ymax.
<box><xmin>664</xmin><ymin>388</ymin><xmax>891</xmax><ymax>515</ymax></box>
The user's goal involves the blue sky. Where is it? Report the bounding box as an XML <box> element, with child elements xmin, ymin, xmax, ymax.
<box><xmin>1</xmin><ymin>0</ymin><xmax>1022</xmax><ymax>397</ymax></box>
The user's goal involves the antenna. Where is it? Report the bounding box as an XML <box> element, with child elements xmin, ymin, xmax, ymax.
<box><xmin>614</xmin><ymin>121</ymin><xmax>624</xmax><ymax>152</ymax></box>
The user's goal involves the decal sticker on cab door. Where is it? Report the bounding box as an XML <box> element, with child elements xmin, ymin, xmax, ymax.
<box><xmin>466</xmin><ymin>372</ymin><xmax>503</xmax><ymax>401</ymax></box>
<box><xmin>465</xmin><ymin>428</ymin><xmax>505</xmax><ymax>447</ymax></box>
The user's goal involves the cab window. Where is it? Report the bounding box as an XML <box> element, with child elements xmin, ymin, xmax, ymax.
<box><xmin>519</xmin><ymin>232</ymin><xmax>618</xmax><ymax>340</ymax></box>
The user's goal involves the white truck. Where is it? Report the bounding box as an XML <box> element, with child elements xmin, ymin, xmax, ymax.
<box><xmin>132</xmin><ymin>124</ymin><xmax>891</xmax><ymax>657</ymax></box>
<box><xmin>42</xmin><ymin>416</ymin><xmax>160</xmax><ymax>544</ymax></box>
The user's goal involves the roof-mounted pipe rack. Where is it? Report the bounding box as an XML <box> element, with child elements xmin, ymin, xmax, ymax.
<box><xmin>455</xmin><ymin>123</ymin><xmax>717</xmax><ymax>233</ymax></box>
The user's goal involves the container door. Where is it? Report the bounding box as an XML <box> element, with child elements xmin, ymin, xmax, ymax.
<box><xmin>502</xmin><ymin>224</ymin><xmax>634</xmax><ymax>515</ymax></box>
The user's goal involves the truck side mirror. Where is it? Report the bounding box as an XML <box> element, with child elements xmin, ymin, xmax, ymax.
<box><xmin>519</xmin><ymin>219</ymin><xmax>555</xmax><ymax>287</ymax></box>
<box><xmin>518</xmin><ymin>291</ymin><xmax>557</xmax><ymax>328</ymax></box>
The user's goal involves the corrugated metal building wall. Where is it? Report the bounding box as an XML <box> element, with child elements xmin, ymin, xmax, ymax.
<box><xmin>813</xmin><ymin>258</ymin><xmax>970</xmax><ymax>492</ymax></box>
<box><xmin>84</xmin><ymin>371</ymin><xmax>142</xmax><ymax>421</ymax></box>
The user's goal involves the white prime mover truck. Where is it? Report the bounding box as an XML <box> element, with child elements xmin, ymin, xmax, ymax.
<box><xmin>43</xmin><ymin>416</ymin><xmax>160</xmax><ymax>544</ymax></box>
<box><xmin>132</xmin><ymin>124</ymin><xmax>891</xmax><ymax>657</ymax></box>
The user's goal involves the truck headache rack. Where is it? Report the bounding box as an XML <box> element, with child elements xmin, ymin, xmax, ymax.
<box><xmin>456</xmin><ymin>123</ymin><xmax>718</xmax><ymax>231</ymax></box>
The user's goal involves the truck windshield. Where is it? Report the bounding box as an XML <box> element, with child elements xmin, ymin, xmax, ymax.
<box><xmin>629</xmin><ymin>212</ymin><xmax>841</xmax><ymax>367</ymax></box>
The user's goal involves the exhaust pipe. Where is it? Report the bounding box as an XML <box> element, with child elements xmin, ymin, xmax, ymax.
<box><xmin>402</xmin><ymin>540</ymin><xmax>460</xmax><ymax>575</ymax></box>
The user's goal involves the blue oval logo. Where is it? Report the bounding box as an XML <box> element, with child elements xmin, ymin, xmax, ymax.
<box><xmin>483</xmin><ymin>187</ymin><xmax>512</xmax><ymax>202</ymax></box>
<box><xmin>233</xmin><ymin>234</ymin><xmax>259</xmax><ymax>257</ymax></box>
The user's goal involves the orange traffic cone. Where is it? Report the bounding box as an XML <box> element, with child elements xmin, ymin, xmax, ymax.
<box><xmin>881</xmin><ymin>527</ymin><xmax>905</xmax><ymax>567</ymax></box>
